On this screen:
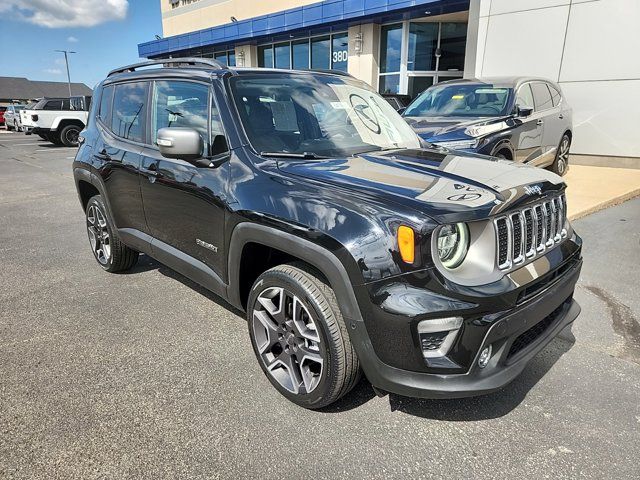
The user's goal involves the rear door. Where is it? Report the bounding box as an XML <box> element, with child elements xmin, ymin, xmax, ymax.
<box><xmin>537</xmin><ymin>82</ymin><xmax>566</xmax><ymax>165</ymax></box>
<box><xmin>139</xmin><ymin>79</ymin><xmax>229</xmax><ymax>281</ymax></box>
<box><xmin>529</xmin><ymin>82</ymin><xmax>557</xmax><ymax>166</ymax></box>
<box><xmin>512</xmin><ymin>83</ymin><xmax>543</xmax><ymax>163</ymax></box>
<box><xmin>94</xmin><ymin>82</ymin><xmax>148</xmax><ymax>234</ymax></box>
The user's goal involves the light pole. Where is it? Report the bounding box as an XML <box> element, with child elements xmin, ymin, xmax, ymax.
<box><xmin>54</xmin><ymin>50</ymin><xmax>76</xmax><ymax>97</ymax></box>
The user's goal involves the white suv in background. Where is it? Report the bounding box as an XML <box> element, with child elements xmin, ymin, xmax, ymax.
<box><xmin>24</xmin><ymin>96</ymin><xmax>92</xmax><ymax>146</ymax></box>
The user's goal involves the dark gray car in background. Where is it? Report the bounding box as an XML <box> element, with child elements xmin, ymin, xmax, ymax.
<box><xmin>402</xmin><ymin>77</ymin><xmax>573</xmax><ymax>176</ymax></box>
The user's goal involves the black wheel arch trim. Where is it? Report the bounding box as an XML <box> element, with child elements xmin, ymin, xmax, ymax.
<box><xmin>490</xmin><ymin>140</ymin><xmax>515</xmax><ymax>159</ymax></box>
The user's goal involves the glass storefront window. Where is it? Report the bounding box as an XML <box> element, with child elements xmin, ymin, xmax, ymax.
<box><xmin>258</xmin><ymin>33</ymin><xmax>347</xmax><ymax>72</ymax></box>
<box><xmin>408</xmin><ymin>76</ymin><xmax>435</xmax><ymax>98</ymax></box>
<box><xmin>379</xmin><ymin>75</ymin><xmax>400</xmax><ymax>94</ymax></box>
<box><xmin>311</xmin><ymin>36</ymin><xmax>330</xmax><ymax>69</ymax></box>
<box><xmin>438</xmin><ymin>23</ymin><xmax>467</xmax><ymax>71</ymax></box>
<box><xmin>274</xmin><ymin>42</ymin><xmax>290</xmax><ymax>69</ymax></box>
<box><xmin>378</xmin><ymin>21</ymin><xmax>467</xmax><ymax>97</ymax></box>
<box><xmin>380</xmin><ymin>24</ymin><xmax>402</xmax><ymax>73</ymax></box>
<box><xmin>331</xmin><ymin>33</ymin><xmax>348</xmax><ymax>72</ymax></box>
<box><xmin>408</xmin><ymin>23</ymin><xmax>438</xmax><ymax>71</ymax></box>
<box><xmin>292</xmin><ymin>40</ymin><xmax>309</xmax><ymax>70</ymax></box>
<box><xmin>214</xmin><ymin>50</ymin><xmax>236</xmax><ymax>67</ymax></box>
<box><xmin>258</xmin><ymin>45</ymin><xmax>273</xmax><ymax>68</ymax></box>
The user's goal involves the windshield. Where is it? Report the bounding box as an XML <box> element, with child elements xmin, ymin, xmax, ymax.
<box><xmin>229</xmin><ymin>73</ymin><xmax>421</xmax><ymax>157</ymax></box>
<box><xmin>404</xmin><ymin>84</ymin><xmax>513</xmax><ymax>118</ymax></box>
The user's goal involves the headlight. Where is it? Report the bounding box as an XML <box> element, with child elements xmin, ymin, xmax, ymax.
<box><xmin>436</xmin><ymin>223</ymin><xmax>469</xmax><ymax>269</ymax></box>
<box><xmin>433</xmin><ymin>139</ymin><xmax>478</xmax><ymax>150</ymax></box>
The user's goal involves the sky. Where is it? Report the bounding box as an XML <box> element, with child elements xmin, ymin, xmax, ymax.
<box><xmin>0</xmin><ymin>0</ymin><xmax>162</xmax><ymax>89</ymax></box>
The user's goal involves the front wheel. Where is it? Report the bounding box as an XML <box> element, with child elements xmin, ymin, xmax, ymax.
<box><xmin>247</xmin><ymin>263</ymin><xmax>361</xmax><ymax>409</ymax></box>
<box><xmin>549</xmin><ymin>134</ymin><xmax>570</xmax><ymax>176</ymax></box>
<box><xmin>85</xmin><ymin>195</ymin><xmax>138</xmax><ymax>272</ymax></box>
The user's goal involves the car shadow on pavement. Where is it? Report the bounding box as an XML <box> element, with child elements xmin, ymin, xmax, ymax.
<box><xmin>387</xmin><ymin>331</ymin><xmax>576</xmax><ymax>420</ymax></box>
<box><xmin>126</xmin><ymin>254</ymin><xmax>576</xmax><ymax>419</ymax></box>
<box><xmin>128</xmin><ymin>253</ymin><xmax>245</xmax><ymax>317</ymax></box>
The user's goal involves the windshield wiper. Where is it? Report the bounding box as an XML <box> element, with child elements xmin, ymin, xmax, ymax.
<box><xmin>260</xmin><ymin>151</ymin><xmax>329</xmax><ymax>159</ymax></box>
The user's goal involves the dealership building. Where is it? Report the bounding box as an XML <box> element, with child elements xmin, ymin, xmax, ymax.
<box><xmin>139</xmin><ymin>0</ymin><xmax>639</xmax><ymax>165</ymax></box>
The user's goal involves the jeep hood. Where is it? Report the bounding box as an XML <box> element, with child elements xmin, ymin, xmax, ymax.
<box><xmin>277</xmin><ymin>148</ymin><xmax>564</xmax><ymax>223</ymax></box>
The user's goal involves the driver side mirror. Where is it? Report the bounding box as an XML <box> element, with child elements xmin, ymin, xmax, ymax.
<box><xmin>157</xmin><ymin>127</ymin><xmax>203</xmax><ymax>162</ymax></box>
<box><xmin>516</xmin><ymin>105</ymin><xmax>534</xmax><ymax>118</ymax></box>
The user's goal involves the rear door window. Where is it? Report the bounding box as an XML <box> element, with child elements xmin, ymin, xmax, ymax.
<box><xmin>111</xmin><ymin>82</ymin><xmax>148</xmax><ymax>143</ymax></box>
<box><xmin>44</xmin><ymin>100</ymin><xmax>63</xmax><ymax>110</ymax></box>
<box><xmin>531</xmin><ymin>82</ymin><xmax>553</xmax><ymax>111</ymax></box>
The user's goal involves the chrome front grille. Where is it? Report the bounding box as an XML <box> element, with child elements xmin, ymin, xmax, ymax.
<box><xmin>494</xmin><ymin>194</ymin><xmax>568</xmax><ymax>270</ymax></box>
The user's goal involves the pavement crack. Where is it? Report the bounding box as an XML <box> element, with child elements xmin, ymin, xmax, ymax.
<box><xmin>584</xmin><ymin>285</ymin><xmax>640</xmax><ymax>365</ymax></box>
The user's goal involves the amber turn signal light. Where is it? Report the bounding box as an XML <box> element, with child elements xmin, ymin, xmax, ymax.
<box><xmin>397</xmin><ymin>225</ymin><xmax>415</xmax><ymax>264</ymax></box>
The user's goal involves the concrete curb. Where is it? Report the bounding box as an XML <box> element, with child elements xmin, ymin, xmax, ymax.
<box><xmin>568</xmin><ymin>187</ymin><xmax>640</xmax><ymax>221</ymax></box>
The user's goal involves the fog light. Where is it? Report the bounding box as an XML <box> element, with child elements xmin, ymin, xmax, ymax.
<box><xmin>478</xmin><ymin>345</ymin><xmax>492</xmax><ymax>368</ymax></box>
<box><xmin>417</xmin><ymin>317</ymin><xmax>462</xmax><ymax>358</ymax></box>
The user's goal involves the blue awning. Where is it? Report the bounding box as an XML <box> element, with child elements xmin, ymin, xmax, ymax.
<box><xmin>139</xmin><ymin>0</ymin><xmax>469</xmax><ymax>58</ymax></box>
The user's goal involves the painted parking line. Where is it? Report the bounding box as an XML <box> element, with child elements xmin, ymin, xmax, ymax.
<box><xmin>3</xmin><ymin>143</ymin><xmax>43</xmax><ymax>146</ymax></box>
<box><xmin>34</xmin><ymin>149</ymin><xmax>76</xmax><ymax>153</ymax></box>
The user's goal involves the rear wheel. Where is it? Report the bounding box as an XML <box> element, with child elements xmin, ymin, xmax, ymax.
<box><xmin>85</xmin><ymin>195</ymin><xmax>138</xmax><ymax>273</ymax></box>
<box><xmin>247</xmin><ymin>263</ymin><xmax>360</xmax><ymax>409</ymax></box>
<box><xmin>60</xmin><ymin>124</ymin><xmax>81</xmax><ymax>147</ymax></box>
<box><xmin>549</xmin><ymin>133</ymin><xmax>570</xmax><ymax>176</ymax></box>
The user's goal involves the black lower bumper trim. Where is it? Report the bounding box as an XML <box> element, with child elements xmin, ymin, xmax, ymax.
<box><xmin>353</xmin><ymin>258</ymin><xmax>582</xmax><ymax>399</ymax></box>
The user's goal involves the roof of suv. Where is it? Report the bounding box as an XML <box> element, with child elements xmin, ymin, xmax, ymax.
<box><xmin>437</xmin><ymin>77</ymin><xmax>561</xmax><ymax>90</ymax></box>
<box><xmin>105</xmin><ymin>57</ymin><xmax>355</xmax><ymax>84</ymax></box>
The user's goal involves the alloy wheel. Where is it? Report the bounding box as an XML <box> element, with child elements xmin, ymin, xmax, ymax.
<box><xmin>86</xmin><ymin>204</ymin><xmax>111</xmax><ymax>265</ymax></box>
<box><xmin>252</xmin><ymin>286</ymin><xmax>324</xmax><ymax>395</ymax></box>
<box><xmin>65</xmin><ymin>127</ymin><xmax>80</xmax><ymax>145</ymax></box>
<box><xmin>557</xmin><ymin>137</ymin><xmax>570</xmax><ymax>175</ymax></box>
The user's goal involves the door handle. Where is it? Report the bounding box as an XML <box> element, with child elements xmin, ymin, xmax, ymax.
<box><xmin>558</xmin><ymin>114</ymin><xmax>564</xmax><ymax>119</ymax></box>
<box><xmin>141</xmin><ymin>162</ymin><xmax>161</xmax><ymax>178</ymax></box>
<box><xmin>536</xmin><ymin>119</ymin><xmax>544</xmax><ymax>126</ymax></box>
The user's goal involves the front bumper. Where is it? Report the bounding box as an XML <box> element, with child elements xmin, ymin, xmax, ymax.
<box><xmin>352</xmin><ymin>249</ymin><xmax>582</xmax><ymax>399</ymax></box>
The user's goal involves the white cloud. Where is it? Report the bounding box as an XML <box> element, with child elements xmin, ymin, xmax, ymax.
<box><xmin>44</xmin><ymin>68</ymin><xmax>63</xmax><ymax>75</ymax></box>
<box><xmin>67</xmin><ymin>36</ymin><xmax>79</xmax><ymax>43</ymax></box>
<box><xmin>0</xmin><ymin>1</ymin><xmax>128</xmax><ymax>28</ymax></box>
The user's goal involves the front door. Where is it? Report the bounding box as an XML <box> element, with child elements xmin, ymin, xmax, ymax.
<box><xmin>512</xmin><ymin>83</ymin><xmax>543</xmax><ymax>163</ymax></box>
<box><xmin>139</xmin><ymin>79</ymin><xmax>229</xmax><ymax>281</ymax></box>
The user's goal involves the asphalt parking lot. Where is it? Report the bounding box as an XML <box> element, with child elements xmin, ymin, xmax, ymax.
<box><xmin>1</xmin><ymin>131</ymin><xmax>639</xmax><ymax>479</ymax></box>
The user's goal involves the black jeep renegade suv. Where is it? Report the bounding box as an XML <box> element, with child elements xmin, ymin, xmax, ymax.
<box><xmin>73</xmin><ymin>58</ymin><xmax>582</xmax><ymax>409</ymax></box>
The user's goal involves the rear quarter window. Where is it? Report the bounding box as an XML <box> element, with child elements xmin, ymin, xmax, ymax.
<box><xmin>98</xmin><ymin>86</ymin><xmax>114</xmax><ymax>125</ymax></box>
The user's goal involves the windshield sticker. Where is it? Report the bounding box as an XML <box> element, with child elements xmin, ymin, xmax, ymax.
<box><xmin>270</xmin><ymin>101</ymin><xmax>298</xmax><ymax>132</ymax></box>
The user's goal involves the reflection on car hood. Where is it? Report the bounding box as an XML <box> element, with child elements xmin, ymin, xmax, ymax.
<box><xmin>277</xmin><ymin>148</ymin><xmax>564</xmax><ymax>223</ymax></box>
<box><xmin>403</xmin><ymin>115</ymin><xmax>510</xmax><ymax>140</ymax></box>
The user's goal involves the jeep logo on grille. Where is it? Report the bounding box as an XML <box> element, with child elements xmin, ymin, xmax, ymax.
<box><xmin>524</xmin><ymin>185</ymin><xmax>542</xmax><ymax>196</ymax></box>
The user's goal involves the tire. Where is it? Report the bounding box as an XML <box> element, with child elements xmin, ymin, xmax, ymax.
<box><xmin>48</xmin><ymin>133</ymin><xmax>64</xmax><ymax>146</ymax></box>
<box><xmin>247</xmin><ymin>263</ymin><xmax>361</xmax><ymax>409</ymax></box>
<box><xmin>548</xmin><ymin>133</ymin><xmax>570</xmax><ymax>176</ymax></box>
<box><xmin>85</xmin><ymin>195</ymin><xmax>138</xmax><ymax>273</ymax></box>
<box><xmin>60</xmin><ymin>124</ymin><xmax>81</xmax><ymax>147</ymax></box>
<box><xmin>6</xmin><ymin>123</ymin><xmax>13</xmax><ymax>131</ymax></box>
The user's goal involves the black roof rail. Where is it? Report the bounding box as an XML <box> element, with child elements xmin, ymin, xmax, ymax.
<box><xmin>302</xmin><ymin>68</ymin><xmax>354</xmax><ymax>78</ymax></box>
<box><xmin>107</xmin><ymin>57</ymin><xmax>228</xmax><ymax>77</ymax></box>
